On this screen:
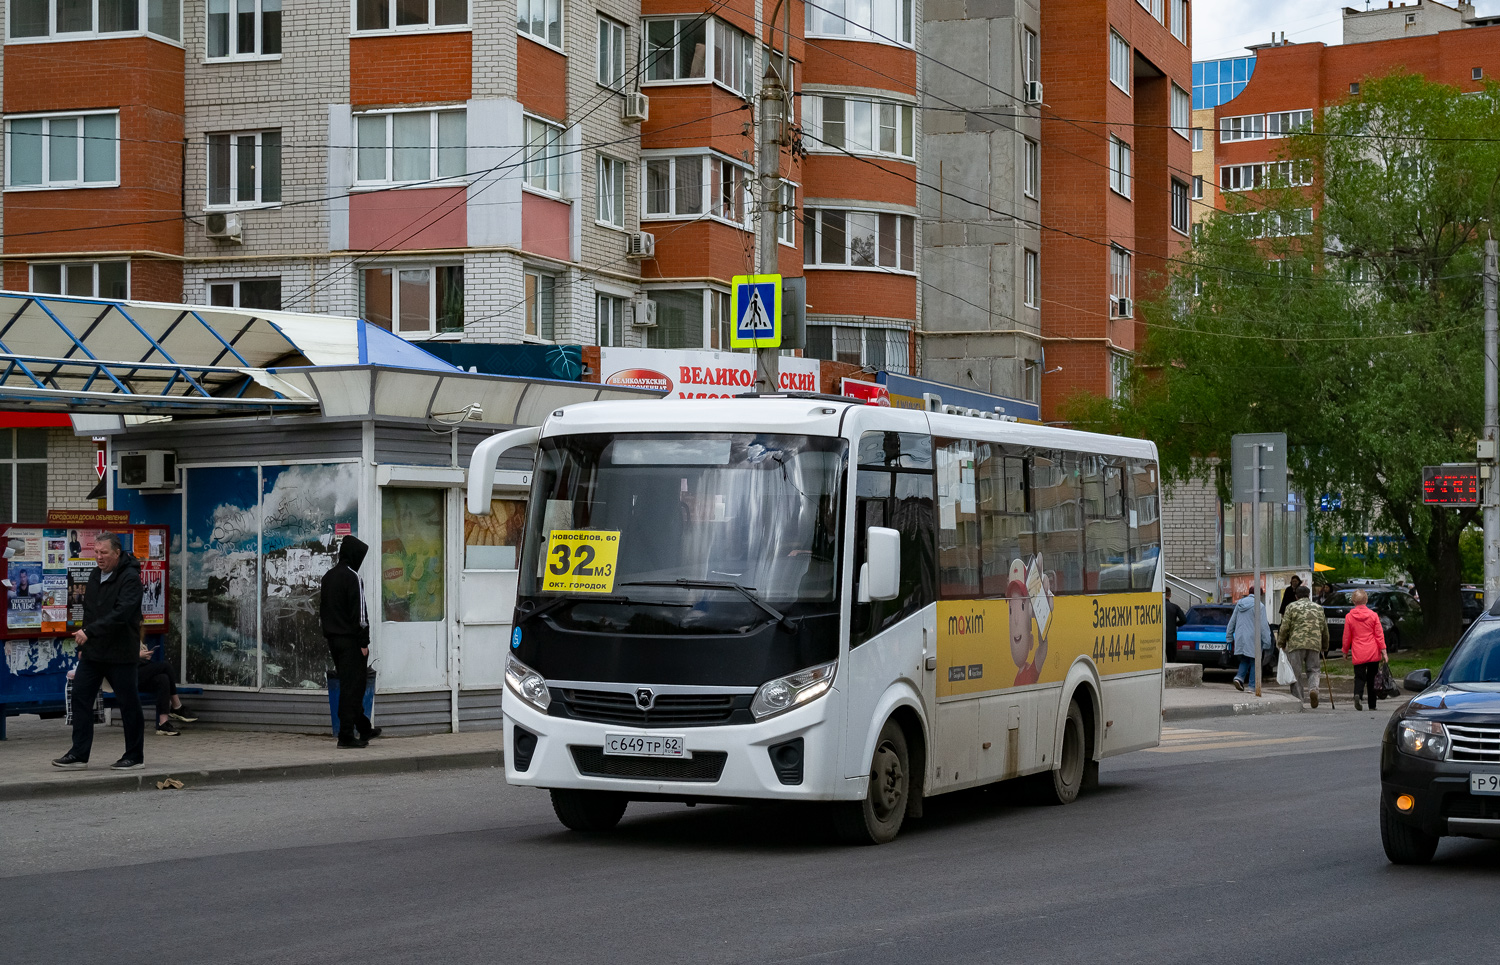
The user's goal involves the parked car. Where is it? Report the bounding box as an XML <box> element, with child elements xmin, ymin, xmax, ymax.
<box><xmin>1461</xmin><ymin>586</ymin><xmax>1484</xmax><ymax>627</ymax></box>
<box><xmin>1379</xmin><ymin>610</ymin><xmax>1500</xmax><ymax>864</ymax></box>
<box><xmin>1322</xmin><ymin>588</ymin><xmax>1422</xmax><ymax>654</ymax></box>
<box><xmin>1170</xmin><ymin>604</ymin><xmax>1272</xmax><ymax>677</ymax></box>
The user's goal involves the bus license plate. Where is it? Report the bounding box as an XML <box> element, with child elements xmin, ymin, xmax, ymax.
<box><xmin>1197</xmin><ymin>642</ymin><xmax>1228</xmax><ymax>652</ymax></box>
<box><xmin>1470</xmin><ymin>772</ymin><xmax>1500</xmax><ymax>796</ymax></box>
<box><xmin>604</xmin><ymin>733</ymin><xmax>686</xmax><ymax>758</ymax></box>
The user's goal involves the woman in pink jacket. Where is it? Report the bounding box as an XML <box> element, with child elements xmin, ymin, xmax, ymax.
<box><xmin>1342</xmin><ymin>589</ymin><xmax>1388</xmax><ymax>710</ymax></box>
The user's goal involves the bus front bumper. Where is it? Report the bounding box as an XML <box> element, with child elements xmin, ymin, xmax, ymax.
<box><xmin>502</xmin><ymin>694</ymin><xmax>855</xmax><ymax>803</ymax></box>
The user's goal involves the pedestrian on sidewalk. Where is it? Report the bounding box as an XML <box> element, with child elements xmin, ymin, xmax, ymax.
<box><xmin>1279</xmin><ymin>575</ymin><xmax>1303</xmax><ymax>617</ymax></box>
<box><xmin>52</xmin><ymin>534</ymin><xmax>145</xmax><ymax>771</ymax></box>
<box><xmin>138</xmin><ymin>640</ymin><xmax>197</xmax><ymax>736</ymax></box>
<box><xmin>320</xmin><ymin>535</ymin><xmax>381</xmax><ymax>749</ymax></box>
<box><xmin>1342</xmin><ymin>588</ymin><xmax>1388</xmax><ymax>711</ymax></box>
<box><xmin>1277</xmin><ymin>585</ymin><xmax>1328</xmax><ymax>708</ymax></box>
<box><xmin>1226</xmin><ymin>588</ymin><xmax>1272</xmax><ymax>692</ymax></box>
<box><xmin>1164</xmin><ymin>587</ymin><xmax>1187</xmax><ymax>663</ymax></box>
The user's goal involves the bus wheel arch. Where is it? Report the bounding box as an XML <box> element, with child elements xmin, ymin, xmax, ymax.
<box><xmin>887</xmin><ymin>704</ymin><xmax>927</xmax><ymax>820</ymax></box>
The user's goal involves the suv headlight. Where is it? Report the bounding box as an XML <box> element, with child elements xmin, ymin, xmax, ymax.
<box><xmin>751</xmin><ymin>661</ymin><xmax>836</xmax><ymax>721</ymax></box>
<box><xmin>505</xmin><ymin>654</ymin><xmax>551</xmax><ymax>712</ymax></box>
<box><xmin>1397</xmin><ymin>719</ymin><xmax>1449</xmax><ymax>761</ymax></box>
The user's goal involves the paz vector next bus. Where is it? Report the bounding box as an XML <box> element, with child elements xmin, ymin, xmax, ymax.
<box><xmin>468</xmin><ymin>395</ymin><xmax>1165</xmax><ymax>844</ymax></box>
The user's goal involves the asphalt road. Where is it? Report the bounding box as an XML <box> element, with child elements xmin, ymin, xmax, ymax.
<box><xmin>2</xmin><ymin>712</ymin><xmax>1494</xmax><ymax>965</ymax></box>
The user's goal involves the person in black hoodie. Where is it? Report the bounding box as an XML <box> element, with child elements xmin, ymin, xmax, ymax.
<box><xmin>52</xmin><ymin>533</ymin><xmax>145</xmax><ymax>770</ymax></box>
<box><xmin>320</xmin><ymin>535</ymin><xmax>381</xmax><ymax>748</ymax></box>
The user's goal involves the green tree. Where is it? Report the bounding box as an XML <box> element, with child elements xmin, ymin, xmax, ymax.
<box><xmin>1069</xmin><ymin>73</ymin><xmax>1500</xmax><ymax>646</ymax></box>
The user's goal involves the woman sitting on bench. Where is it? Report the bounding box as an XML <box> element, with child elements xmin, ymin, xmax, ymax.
<box><xmin>139</xmin><ymin>643</ymin><xmax>196</xmax><ymax>736</ymax></box>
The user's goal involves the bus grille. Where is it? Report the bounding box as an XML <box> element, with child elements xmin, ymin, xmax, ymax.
<box><xmin>1448</xmin><ymin>724</ymin><xmax>1500</xmax><ymax>763</ymax></box>
<box><xmin>553</xmin><ymin>689</ymin><xmax>743</xmax><ymax>727</ymax></box>
<box><xmin>570</xmin><ymin>746</ymin><xmax>728</xmax><ymax>782</ymax></box>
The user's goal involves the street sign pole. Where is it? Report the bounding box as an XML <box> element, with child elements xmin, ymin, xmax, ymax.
<box><xmin>755</xmin><ymin>57</ymin><xmax>784</xmax><ymax>393</ymax></box>
<box><xmin>1233</xmin><ymin>432</ymin><xmax>1285</xmax><ymax>698</ymax></box>
<box><xmin>1483</xmin><ymin>238</ymin><xmax>1498</xmax><ymax>607</ymax></box>
<box><xmin>1251</xmin><ymin>443</ymin><xmax>1263</xmax><ymax>698</ymax></box>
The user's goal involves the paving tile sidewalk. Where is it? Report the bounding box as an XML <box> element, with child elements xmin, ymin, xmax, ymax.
<box><xmin>1163</xmin><ymin>681</ymin><xmax>1307</xmax><ymax>721</ymax></box>
<box><xmin>0</xmin><ymin>715</ymin><xmax>503</xmax><ymax>801</ymax></box>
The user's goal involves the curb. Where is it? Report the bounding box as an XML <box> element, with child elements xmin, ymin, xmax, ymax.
<box><xmin>0</xmin><ymin>749</ymin><xmax>505</xmax><ymax>802</ymax></box>
<box><xmin>1164</xmin><ymin>698</ymin><xmax>1305</xmax><ymax>722</ymax></box>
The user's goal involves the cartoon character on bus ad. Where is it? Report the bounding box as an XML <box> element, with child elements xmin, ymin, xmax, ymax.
<box><xmin>1006</xmin><ymin>555</ymin><xmax>1055</xmax><ymax>686</ymax></box>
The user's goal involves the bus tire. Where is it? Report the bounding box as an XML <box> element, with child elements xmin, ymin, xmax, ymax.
<box><xmin>550</xmin><ymin>789</ymin><xmax>628</xmax><ymax>833</ymax></box>
<box><xmin>1036</xmin><ymin>700</ymin><xmax>1087</xmax><ymax>806</ymax></box>
<box><xmin>832</xmin><ymin>718</ymin><xmax>909</xmax><ymax>845</ymax></box>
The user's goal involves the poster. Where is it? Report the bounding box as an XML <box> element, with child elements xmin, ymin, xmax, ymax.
<box><xmin>43</xmin><ymin>530</ymin><xmax>67</xmax><ymax>570</ymax></box>
<box><xmin>141</xmin><ymin>565</ymin><xmax>166</xmax><ymax>625</ymax></box>
<box><xmin>597</xmin><ymin>348</ymin><xmax>821</xmax><ymax>399</ymax></box>
<box><xmin>8</xmin><ymin>560</ymin><xmax>42</xmax><ymax>631</ymax></box>
<box><xmin>260</xmin><ymin>463</ymin><xmax>359</xmax><ymax>690</ymax></box>
<box><xmin>40</xmin><ymin>574</ymin><xmax>67</xmax><ymax>633</ymax></box>
<box><xmin>381</xmin><ymin>487</ymin><xmax>445</xmax><ymax>623</ymax></box>
<box><xmin>66</xmin><ymin>528</ymin><xmax>95</xmax><ymax>563</ymax></box>
<box><xmin>6</xmin><ymin>527</ymin><xmax>43</xmax><ymax>564</ymax></box>
<box><xmin>185</xmin><ymin>466</ymin><xmax>260</xmax><ymax>688</ymax></box>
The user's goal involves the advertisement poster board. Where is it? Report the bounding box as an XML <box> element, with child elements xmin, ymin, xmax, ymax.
<box><xmin>598</xmin><ymin>348</ymin><xmax>820</xmax><ymax>398</ymax></box>
<box><xmin>840</xmin><ymin>378</ymin><xmax>891</xmax><ymax>406</ymax></box>
<box><xmin>0</xmin><ymin>522</ymin><xmax>170</xmax><ymax>640</ymax></box>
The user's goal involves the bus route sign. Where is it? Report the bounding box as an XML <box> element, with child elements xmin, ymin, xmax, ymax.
<box><xmin>1422</xmin><ymin>465</ymin><xmax>1480</xmax><ymax>506</ymax></box>
<box><xmin>541</xmin><ymin>530</ymin><xmax>620</xmax><ymax>593</ymax></box>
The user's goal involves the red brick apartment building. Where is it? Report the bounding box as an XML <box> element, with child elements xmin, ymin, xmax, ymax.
<box><xmin>1039</xmin><ymin>0</ymin><xmax>1193</xmax><ymax>422</ymax></box>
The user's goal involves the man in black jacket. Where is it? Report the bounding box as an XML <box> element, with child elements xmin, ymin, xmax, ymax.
<box><xmin>320</xmin><ymin>536</ymin><xmax>380</xmax><ymax>748</ymax></box>
<box><xmin>1164</xmin><ymin>587</ymin><xmax>1188</xmax><ymax>664</ymax></box>
<box><xmin>52</xmin><ymin>534</ymin><xmax>145</xmax><ymax>770</ymax></box>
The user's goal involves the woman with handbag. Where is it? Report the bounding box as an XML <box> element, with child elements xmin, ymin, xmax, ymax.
<box><xmin>1341</xmin><ymin>589</ymin><xmax>1388</xmax><ymax>710</ymax></box>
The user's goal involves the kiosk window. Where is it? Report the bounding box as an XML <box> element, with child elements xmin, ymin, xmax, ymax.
<box><xmin>464</xmin><ymin>497</ymin><xmax>526</xmax><ymax>569</ymax></box>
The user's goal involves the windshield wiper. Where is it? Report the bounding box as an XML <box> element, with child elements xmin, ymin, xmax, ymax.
<box><xmin>618</xmin><ymin>579</ymin><xmax>798</xmax><ymax>632</ymax></box>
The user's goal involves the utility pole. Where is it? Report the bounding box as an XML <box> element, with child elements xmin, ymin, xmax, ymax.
<box><xmin>1484</xmin><ymin>238</ymin><xmax>1498</xmax><ymax>607</ymax></box>
<box><xmin>1251</xmin><ymin>443</ymin><xmax>1265</xmax><ymax>697</ymax></box>
<box><xmin>755</xmin><ymin>55</ymin><xmax>784</xmax><ymax>393</ymax></box>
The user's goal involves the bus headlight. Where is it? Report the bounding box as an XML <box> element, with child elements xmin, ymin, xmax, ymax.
<box><xmin>751</xmin><ymin>661</ymin><xmax>837</xmax><ymax>721</ymax></box>
<box><xmin>505</xmin><ymin>654</ymin><xmax>551</xmax><ymax>713</ymax></box>
<box><xmin>1397</xmin><ymin>719</ymin><xmax>1448</xmax><ymax>761</ymax></box>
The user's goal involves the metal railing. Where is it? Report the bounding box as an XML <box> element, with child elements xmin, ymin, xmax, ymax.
<box><xmin>1165</xmin><ymin>572</ymin><xmax>1214</xmax><ymax>607</ymax></box>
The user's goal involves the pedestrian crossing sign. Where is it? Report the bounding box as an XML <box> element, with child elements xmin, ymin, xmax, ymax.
<box><xmin>730</xmin><ymin>274</ymin><xmax>782</xmax><ymax>348</ymax></box>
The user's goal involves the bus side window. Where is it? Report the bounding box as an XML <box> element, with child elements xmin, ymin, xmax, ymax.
<box><xmin>1031</xmin><ymin>450</ymin><xmax>1084</xmax><ymax>593</ymax></box>
<box><xmin>853</xmin><ymin>432</ymin><xmax>935</xmax><ymax>647</ymax></box>
<box><xmin>1128</xmin><ymin>459</ymin><xmax>1161</xmax><ymax>590</ymax></box>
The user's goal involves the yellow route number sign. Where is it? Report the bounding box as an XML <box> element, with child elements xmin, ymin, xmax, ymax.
<box><xmin>542</xmin><ymin>530</ymin><xmax>621</xmax><ymax>594</ymax></box>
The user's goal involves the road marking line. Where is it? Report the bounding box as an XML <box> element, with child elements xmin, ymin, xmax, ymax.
<box><xmin>1146</xmin><ymin>735</ymin><xmax>1328</xmax><ymax>753</ymax></box>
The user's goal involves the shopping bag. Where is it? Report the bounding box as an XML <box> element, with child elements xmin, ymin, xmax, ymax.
<box><xmin>64</xmin><ymin>677</ymin><xmax>105</xmax><ymax>725</ymax></box>
<box><xmin>1276</xmin><ymin>649</ymin><xmax>1297</xmax><ymax>686</ymax></box>
<box><xmin>1376</xmin><ymin>660</ymin><xmax>1402</xmax><ymax>699</ymax></box>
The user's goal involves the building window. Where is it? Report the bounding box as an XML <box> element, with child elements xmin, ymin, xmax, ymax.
<box><xmin>1219</xmin><ymin>113</ymin><xmax>1264</xmax><ymax>142</ymax></box>
<box><xmin>779</xmin><ymin>181</ymin><xmax>796</xmax><ymax>244</ymax></box>
<box><xmin>712</xmin><ymin>18</ymin><xmax>753</xmax><ymax>94</ymax></box>
<box><xmin>363</xmin><ymin>265</ymin><xmax>464</xmax><ymax>336</ymax></box>
<box><xmin>708</xmin><ymin>289</ymin><xmax>732</xmax><ymax>349</ymax></box>
<box><xmin>1350</xmin><ymin>82</ymin><xmax>1360</xmax><ymax>95</ymax></box>
<box><xmin>355</xmin><ymin>109</ymin><xmax>466</xmax><ymax>185</ymax></box>
<box><xmin>1109</xmin><ymin>30</ymin><xmax>1130</xmax><ymax>94</ymax></box>
<box><xmin>1023</xmin><ymin>27</ymin><xmax>1039</xmax><ymax>85</ymax></box>
<box><xmin>524</xmin><ymin>269</ymin><xmax>557</xmax><ymax>339</ymax></box>
<box><xmin>208</xmin><ymin>278</ymin><xmax>282</xmax><ymax>310</ymax></box>
<box><xmin>645</xmin><ymin>18</ymin><xmax>751</xmax><ymax>94</ymax></box>
<box><xmin>0</xmin><ymin>429</ymin><xmax>48</xmax><ymax>524</ymax></box>
<box><xmin>1170</xmin><ymin>178</ymin><xmax>1189</xmax><ymax>234</ymax></box>
<box><xmin>5</xmin><ymin>111</ymin><xmax>118</xmax><ymax>189</ymax></box>
<box><xmin>1170</xmin><ymin>84</ymin><xmax>1190</xmax><ymax>138</ymax></box>
<box><xmin>8</xmin><ymin>0</ymin><xmax>180</xmax><ymax>41</ymax></box>
<box><xmin>1110</xmin><ymin>245</ymin><xmax>1132</xmax><ymax>317</ymax></box>
<box><xmin>807</xmin><ymin>95</ymin><xmax>915</xmax><ymax>160</ymax></box>
<box><xmin>1220</xmin><ymin>160</ymin><xmax>1312</xmax><ymax>191</ymax></box>
<box><xmin>356</xmin><ymin>0</ymin><xmax>467</xmax><ymax>32</ymax></box>
<box><xmin>1266</xmin><ymin>208</ymin><xmax>1314</xmax><ymax>237</ymax></box>
<box><xmin>596</xmin><ymin>293</ymin><xmax>626</xmax><ymax>347</ymax></box>
<box><xmin>208</xmin><ymin>0</ymin><xmax>280</xmax><ymax>58</ymax></box>
<box><xmin>1191</xmin><ymin>126</ymin><xmax>1203</xmax><ymax>151</ymax></box>
<box><xmin>1136</xmin><ymin>0</ymin><xmax>1162</xmax><ymax>20</ymax></box>
<box><xmin>1474</xmin><ymin>67</ymin><xmax>1484</xmax><ymax>81</ymax></box>
<box><xmin>30</xmin><ymin>261</ymin><xmax>128</xmax><ymax>298</ymax></box>
<box><xmin>642</xmin><ymin>153</ymin><xmax>751</xmax><ymax>226</ymax></box>
<box><xmin>207</xmin><ymin>131</ymin><xmax>281</xmax><ymax>208</ymax></box>
<box><xmin>802</xmin><ymin>208</ymin><xmax>916</xmax><ymax>272</ymax></box>
<box><xmin>1109</xmin><ymin>136</ymin><xmax>1132</xmax><ymax>198</ymax></box>
<box><xmin>1266</xmin><ymin>109</ymin><xmax>1313</xmax><ymax>137</ymax></box>
<box><xmin>1190</xmin><ymin>174</ymin><xmax>1203</xmax><ymax>199</ymax></box>
<box><xmin>1024</xmin><ymin>249</ymin><xmax>1039</xmax><ymax>308</ymax></box>
<box><xmin>597</xmin><ymin>155</ymin><xmax>625</xmax><ymax>227</ymax></box>
<box><xmin>1023</xmin><ymin>137</ymin><xmax>1039</xmax><ymax>199</ymax></box>
<box><xmin>805</xmin><ymin>325</ymin><xmax>910</xmax><ymax>373</ymax></box>
<box><xmin>1110</xmin><ymin>352</ymin><xmax>1132</xmax><ymax>401</ymax></box>
<box><xmin>1171</xmin><ymin>0</ymin><xmax>1187</xmax><ymax>44</ymax></box>
<box><xmin>806</xmin><ymin>0</ymin><xmax>914</xmax><ymax>47</ymax></box>
<box><xmin>647</xmin><ymin>289</ymin><xmax>706</xmax><ymax>349</ymax></box>
<box><xmin>597</xmin><ymin>16</ymin><xmax>626</xmax><ymax>89</ymax></box>
<box><xmin>711</xmin><ymin>157</ymin><xmax>748</xmax><ymax>223</ymax></box>
<box><xmin>523</xmin><ymin>116</ymin><xmax>562</xmax><ymax>193</ymax></box>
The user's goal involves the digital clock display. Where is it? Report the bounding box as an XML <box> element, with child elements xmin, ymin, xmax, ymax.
<box><xmin>1422</xmin><ymin>465</ymin><xmax>1480</xmax><ymax>506</ymax></box>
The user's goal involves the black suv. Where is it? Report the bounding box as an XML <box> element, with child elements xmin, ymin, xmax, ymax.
<box><xmin>1379</xmin><ymin>607</ymin><xmax>1500</xmax><ymax>864</ymax></box>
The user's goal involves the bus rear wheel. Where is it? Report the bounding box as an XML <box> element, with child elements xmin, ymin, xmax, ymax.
<box><xmin>832</xmin><ymin>719</ymin><xmax>909</xmax><ymax>845</ymax></box>
<box><xmin>550</xmin><ymin>789</ymin><xmax>628</xmax><ymax>832</ymax></box>
<box><xmin>1036</xmin><ymin>700</ymin><xmax>1087</xmax><ymax>806</ymax></box>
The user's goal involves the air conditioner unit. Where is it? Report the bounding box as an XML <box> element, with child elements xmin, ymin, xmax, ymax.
<box><xmin>205</xmin><ymin>211</ymin><xmax>243</xmax><ymax>243</ymax></box>
<box><xmin>1024</xmin><ymin>81</ymin><xmax>1043</xmax><ymax>104</ymax></box>
<box><xmin>630</xmin><ymin>297</ymin><xmax>658</xmax><ymax>328</ymax></box>
<box><xmin>622</xmin><ymin>91</ymin><xmax>649</xmax><ymax>123</ymax></box>
<box><xmin>1117</xmin><ymin>296</ymin><xmax>1133</xmax><ymax>318</ymax></box>
<box><xmin>625</xmin><ymin>231</ymin><xmax>656</xmax><ymax>259</ymax></box>
<box><xmin>118</xmin><ymin>450</ymin><xmax>178</xmax><ymax>490</ymax></box>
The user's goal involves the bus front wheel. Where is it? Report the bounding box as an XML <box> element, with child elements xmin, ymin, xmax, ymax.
<box><xmin>833</xmin><ymin>719</ymin><xmax>910</xmax><ymax>845</ymax></box>
<box><xmin>550</xmin><ymin>789</ymin><xmax>628</xmax><ymax>832</ymax></box>
<box><xmin>1036</xmin><ymin>700</ymin><xmax>1087</xmax><ymax>806</ymax></box>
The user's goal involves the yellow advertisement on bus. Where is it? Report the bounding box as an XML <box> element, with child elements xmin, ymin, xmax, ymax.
<box><xmin>936</xmin><ymin>557</ymin><xmax>1162</xmax><ymax>699</ymax></box>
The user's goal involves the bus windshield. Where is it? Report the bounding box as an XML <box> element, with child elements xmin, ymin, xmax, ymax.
<box><xmin>519</xmin><ymin>433</ymin><xmax>846</xmax><ymax>605</ymax></box>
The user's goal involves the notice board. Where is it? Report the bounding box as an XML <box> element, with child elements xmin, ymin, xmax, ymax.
<box><xmin>0</xmin><ymin>519</ymin><xmax>169</xmax><ymax>639</ymax></box>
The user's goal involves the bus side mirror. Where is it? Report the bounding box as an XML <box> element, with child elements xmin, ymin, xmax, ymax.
<box><xmin>860</xmin><ymin>527</ymin><xmax>901</xmax><ymax>602</ymax></box>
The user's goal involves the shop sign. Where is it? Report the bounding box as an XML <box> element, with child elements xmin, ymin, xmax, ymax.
<box><xmin>599</xmin><ymin>348</ymin><xmax>819</xmax><ymax>399</ymax></box>
<box><xmin>841</xmin><ymin>378</ymin><xmax>890</xmax><ymax>406</ymax></box>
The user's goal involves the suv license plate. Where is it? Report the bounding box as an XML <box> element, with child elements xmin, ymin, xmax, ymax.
<box><xmin>604</xmin><ymin>733</ymin><xmax>686</xmax><ymax>758</ymax></box>
<box><xmin>1470</xmin><ymin>772</ymin><xmax>1500</xmax><ymax>796</ymax></box>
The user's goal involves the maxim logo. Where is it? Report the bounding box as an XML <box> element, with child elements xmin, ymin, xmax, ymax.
<box><xmin>947</xmin><ymin>612</ymin><xmax>984</xmax><ymax>635</ymax></box>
